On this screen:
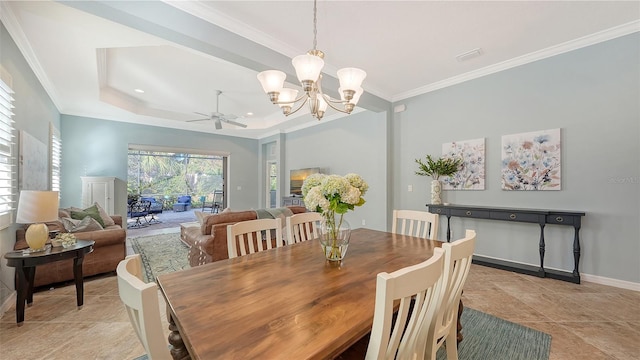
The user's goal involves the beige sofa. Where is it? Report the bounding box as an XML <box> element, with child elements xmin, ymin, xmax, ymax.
<box><xmin>14</xmin><ymin>208</ymin><xmax>126</xmax><ymax>288</ymax></box>
<box><xmin>182</xmin><ymin>206</ymin><xmax>307</xmax><ymax>266</ymax></box>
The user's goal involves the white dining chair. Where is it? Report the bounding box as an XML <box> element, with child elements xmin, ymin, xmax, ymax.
<box><xmin>392</xmin><ymin>209</ymin><xmax>439</xmax><ymax>240</ymax></box>
<box><xmin>286</xmin><ymin>212</ymin><xmax>322</xmax><ymax>244</ymax></box>
<box><xmin>365</xmin><ymin>248</ymin><xmax>446</xmax><ymax>360</ymax></box>
<box><xmin>426</xmin><ymin>229</ymin><xmax>476</xmax><ymax>360</ymax></box>
<box><xmin>227</xmin><ymin>218</ymin><xmax>284</xmax><ymax>258</ymax></box>
<box><xmin>116</xmin><ymin>254</ymin><xmax>171</xmax><ymax>360</ymax></box>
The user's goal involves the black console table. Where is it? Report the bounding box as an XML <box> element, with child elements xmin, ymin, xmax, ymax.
<box><xmin>427</xmin><ymin>204</ymin><xmax>585</xmax><ymax>284</ymax></box>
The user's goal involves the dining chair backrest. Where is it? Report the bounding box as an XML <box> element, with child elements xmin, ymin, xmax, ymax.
<box><xmin>227</xmin><ymin>218</ymin><xmax>284</xmax><ymax>258</ymax></box>
<box><xmin>425</xmin><ymin>229</ymin><xmax>476</xmax><ymax>360</ymax></box>
<box><xmin>365</xmin><ymin>248</ymin><xmax>446</xmax><ymax>360</ymax></box>
<box><xmin>116</xmin><ymin>254</ymin><xmax>170</xmax><ymax>360</ymax></box>
<box><xmin>286</xmin><ymin>212</ymin><xmax>322</xmax><ymax>245</ymax></box>
<box><xmin>392</xmin><ymin>209</ymin><xmax>439</xmax><ymax>240</ymax></box>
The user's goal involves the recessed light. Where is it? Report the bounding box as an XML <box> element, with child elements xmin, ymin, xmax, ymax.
<box><xmin>134</xmin><ymin>88</ymin><xmax>145</xmax><ymax>93</ymax></box>
<box><xmin>246</xmin><ymin>112</ymin><xmax>254</xmax><ymax>116</ymax></box>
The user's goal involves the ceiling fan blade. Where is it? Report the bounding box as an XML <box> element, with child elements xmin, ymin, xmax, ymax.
<box><xmin>214</xmin><ymin>118</ymin><xmax>222</xmax><ymax>130</ymax></box>
<box><xmin>223</xmin><ymin>119</ymin><xmax>248</xmax><ymax>128</ymax></box>
<box><xmin>194</xmin><ymin>111</ymin><xmax>210</xmax><ymax>117</ymax></box>
<box><xmin>186</xmin><ymin>117</ymin><xmax>210</xmax><ymax>122</ymax></box>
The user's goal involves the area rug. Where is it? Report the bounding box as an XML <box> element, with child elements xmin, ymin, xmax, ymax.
<box><xmin>129</xmin><ymin>232</ymin><xmax>190</xmax><ymax>283</ymax></box>
<box><xmin>436</xmin><ymin>308</ymin><xmax>551</xmax><ymax>360</ymax></box>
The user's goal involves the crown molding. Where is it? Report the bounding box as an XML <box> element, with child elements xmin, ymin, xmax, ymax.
<box><xmin>0</xmin><ymin>2</ymin><xmax>62</xmax><ymax>111</ymax></box>
<box><xmin>393</xmin><ymin>20</ymin><xmax>640</xmax><ymax>102</ymax></box>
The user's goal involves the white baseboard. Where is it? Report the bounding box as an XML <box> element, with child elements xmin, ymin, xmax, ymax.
<box><xmin>580</xmin><ymin>273</ymin><xmax>640</xmax><ymax>292</ymax></box>
<box><xmin>474</xmin><ymin>253</ymin><xmax>640</xmax><ymax>292</ymax></box>
<box><xmin>0</xmin><ymin>291</ymin><xmax>16</xmax><ymax>319</ymax></box>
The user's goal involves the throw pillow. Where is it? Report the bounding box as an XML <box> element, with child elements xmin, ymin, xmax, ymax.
<box><xmin>61</xmin><ymin>216</ymin><xmax>103</xmax><ymax>233</ymax></box>
<box><xmin>70</xmin><ymin>204</ymin><xmax>105</xmax><ymax>227</ymax></box>
<box><xmin>93</xmin><ymin>202</ymin><xmax>115</xmax><ymax>227</ymax></box>
<box><xmin>61</xmin><ymin>217</ymin><xmax>81</xmax><ymax>232</ymax></box>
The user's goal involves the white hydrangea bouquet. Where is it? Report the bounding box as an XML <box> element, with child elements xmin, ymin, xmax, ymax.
<box><xmin>302</xmin><ymin>173</ymin><xmax>368</xmax><ymax>260</ymax></box>
<box><xmin>53</xmin><ymin>232</ymin><xmax>77</xmax><ymax>248</ymax></box>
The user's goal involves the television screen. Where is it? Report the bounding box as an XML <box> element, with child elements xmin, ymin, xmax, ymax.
<box><xmin>290</xmin><ymin>168</ymin><xmax>321</xmax><ymax>196</ymax></box>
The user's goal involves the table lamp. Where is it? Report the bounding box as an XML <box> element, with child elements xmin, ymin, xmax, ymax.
<box><xmin>15</xmin><ymin>190</ymin><xmax>59</xmax><ymax>251</ymax></box>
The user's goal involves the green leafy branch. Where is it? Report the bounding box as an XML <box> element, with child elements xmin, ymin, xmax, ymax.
<box><xmin>415</xmin><ymin>155</ymin><xmax>463</xmax><ymax>180</ymax></box>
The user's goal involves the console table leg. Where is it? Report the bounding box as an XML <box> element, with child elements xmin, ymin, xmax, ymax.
<box><xmin>573</xmin><ymin>225</ymin><xmax>581</xmax><ymax>280</ymax></box>
<box><xmin>25</xmin><ymin>267</ymin><xmax>35</xmax><ymax>306</ymax></box>
<box><xmin>446</xmin><ymin>215</ymin><xmax>452</xmax><ymax>242</ymax></box>
<box><xmin>167</xmin><ymin>310</ymin><xmax>190</xmax><ymax>360</ymax></box>
<box><xmin>538</xmin><ymin>223</ymin><xmax>546</xmax><ymax>276</ymax></box>
<box><xmin>15</xmin><ymin>267</ymin><xmax>28</xmax><ymax>324</ymax></box>
<box><xmin>73</xmin><ymin>256</ymin><xmax>85</xmax><ymax>307</ymax></box>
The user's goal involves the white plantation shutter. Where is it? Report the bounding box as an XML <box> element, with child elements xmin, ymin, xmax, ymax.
<box><xmin>0</xmin><ymin>77</ymin><xmax>16</xmax><ymax>229</ymax></box>
<box><xmin>50</xmin><ymin>124</ymin><xmax>61</xmax><ymax>193</ymax></box>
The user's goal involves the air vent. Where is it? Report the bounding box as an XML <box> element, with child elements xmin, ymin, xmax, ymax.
<box><xmin>455</xmin><ymin>48</ymin><xmax>483</xmax><ymax>62</ymax></box>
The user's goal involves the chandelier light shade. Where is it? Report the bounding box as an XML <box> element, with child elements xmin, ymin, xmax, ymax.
<box><xmin>16</xmin><ymin>190</ymin><xmax>59</xmax><ymax>251</ymax></box>
<box><xmin>257</xmin><ymin>0</ymin><xmax>366</xmax><ymax>120</ymax></box>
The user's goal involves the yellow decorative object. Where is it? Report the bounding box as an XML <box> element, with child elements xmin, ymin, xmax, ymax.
<box><xmin>25</xmin><ymin>223</ymin><xmax>49</xmax><ymax>251</ymax></box>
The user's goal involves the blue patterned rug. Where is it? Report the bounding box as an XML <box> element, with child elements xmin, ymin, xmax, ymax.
<box><xmin>129</xmin><ymin>232</ymin><xmax>190</xmax><ymax>283</ymax></box>
<box><xmin>436</xmin><ymin>307</ymin><xmax>551</xmax><ymax>360</ymax></box>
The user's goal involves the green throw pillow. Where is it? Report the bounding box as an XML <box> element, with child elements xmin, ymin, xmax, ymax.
<box><xmin>70</xmin><ymin>204</ymin><xmax>105</xmax><ymax>228</ymax></box>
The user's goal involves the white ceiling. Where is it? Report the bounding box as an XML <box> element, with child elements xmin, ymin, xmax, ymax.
<box><xmin>2</xmin><ymin>1</ymin><xmax>639</xmax><ymax>139</ymax></box>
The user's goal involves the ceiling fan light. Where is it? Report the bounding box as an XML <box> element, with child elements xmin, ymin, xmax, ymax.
<box><xmin>292</xmin><ymin>54</ymin><xmax>324</xmax><ymax>83</ymax></box>
<box><xmin>337</xmin><ymin>67</ymin><xmax>367</xmax><ymax>92</ymax></box>
<box><xmin>278</xmin><ymin>88</ymin><xmax>298</xmax><ymax>108</ymax></box>
<box><xmin>257</xmin><ymin>70</ymin><xmax>286</xmax><ymax>94</ymax></box>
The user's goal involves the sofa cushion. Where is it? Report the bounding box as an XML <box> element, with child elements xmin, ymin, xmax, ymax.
<box><xmin>70</xmin><ymin>204</ymin><xmax>105</xmax><ymax>227</ymax></box>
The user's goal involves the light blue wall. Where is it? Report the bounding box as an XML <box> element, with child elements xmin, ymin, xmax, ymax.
<box><xmin>393</xmin><ymin>33</ymin><xmax>640</xmax><ymax>283</ymax></box>
<box><xmin>284</xmin><ymin>111</ymin><xmax>389</xmax><ymax>232</ymax></box>
<box><xmin>0</xmin><ymin>23</ymin><xmax>60</xmax><ymax>299</ymax></box>
<box><xmin>60</xmin><ymin>115</ymin><xmax>260</xmax><ymax>217</ymax></box>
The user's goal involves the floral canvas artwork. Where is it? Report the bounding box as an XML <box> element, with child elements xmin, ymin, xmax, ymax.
<box><xmin>501</xmin><ymin>128</ymin><xmax>561</xmax><ymax>190</ymax></box>
<box><xmin>441</xmin><ymin>138</ymin><xmax>485</xmax><ymax>190</ymax></box>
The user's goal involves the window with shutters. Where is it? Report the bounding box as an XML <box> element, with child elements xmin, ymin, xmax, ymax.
<box><xmin>50</xmin><ymin>124</ymin><xmax>61</xmax><ymax>194</ymax></box>
<box><xmin>0</xmin><ymin>76</ymin><xmax>16</xmax><ymax>230</ymax></box>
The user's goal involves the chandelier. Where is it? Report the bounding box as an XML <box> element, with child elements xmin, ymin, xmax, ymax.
<box><xmin>257</xmin><ymin>0</ymin><xmax>366</xmax><ymax>120</ymax></box>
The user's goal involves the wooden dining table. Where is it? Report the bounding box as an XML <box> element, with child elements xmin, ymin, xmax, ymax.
<box><xmin>157</xmin><ymin>228</ymin><xmax>458</xmax><ymax>360</ymax></box>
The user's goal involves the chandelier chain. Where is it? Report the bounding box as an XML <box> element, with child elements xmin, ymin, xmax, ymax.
<box><xmin>312</xmin><ymin>0</ymin><xmax>318</xmax><ymax>51</ymax></box>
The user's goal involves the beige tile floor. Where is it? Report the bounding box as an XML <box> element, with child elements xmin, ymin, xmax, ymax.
<box><xmin>1</xmin><ymin>231</ymin><xmax>638</xmax><ymax>359</ymax></box>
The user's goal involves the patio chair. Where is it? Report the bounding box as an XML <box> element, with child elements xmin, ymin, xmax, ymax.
<box><xmin>212</xmin><ymin>190</ymin><xmax>223</xmax><ymax>213</ymax></box>
<box><xmin>128</xmin><ymin>201</ymin><xmax>150</xmax><ymax>228</ymax></box>
<box><xmin>173</xmin><ymin>195</ymin><xmax>192</xmax><ymax>212</ymax></box>
<box><xmin>141</xmin><ymin>197</ymin><xmax>163</xmax><ymax>224</ymax></box>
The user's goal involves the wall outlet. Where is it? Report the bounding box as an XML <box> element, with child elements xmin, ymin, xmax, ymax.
<box><xmin>408</xmin><ymin>184</ymin><xmax>413</xmax><ymax>192</ymax></box>
<box><xmin>361</xmin><ymin>219</ymin><xmax>366</xmax><ymax>226</ymax></box>
<box><xmin>236</xmin><ymin>185</ymin><xmax>242</xmax><ymax>190</ymax></box>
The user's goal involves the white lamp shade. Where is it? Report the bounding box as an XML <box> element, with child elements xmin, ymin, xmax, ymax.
<box><xmin>292</xmin><ymin>54</ymin><xmax>324</xmax><ymax>83</ymax></box>
<box><xmin>278</xmin><ymin>88</ymin><xmax>299</xmax><ymax>108</ymax></box>
<box><xmin>257</xmin><ymin>70</ymin><xmax>286</xmax><ymax>93</ymax></box>
<box><xmin>16</xmin><ymin>190</ymin><xmax>59</xmax><ymax>224</ymax></box>
<box><xmin>336</xmin><ymin>67</ymin><xmax>367</xmax><ymax>91</ymax></box>
<box><xmin>339</xmin><ymin>87</ymin><xmax>364</xmax><ymax>105</ymax></box>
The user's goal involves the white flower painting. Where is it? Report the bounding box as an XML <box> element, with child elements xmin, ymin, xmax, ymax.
<box><xmin>501</xmin><ymin>128</ymin><xmax>561</xmax><ymax>191</ymax></box>
<box><xmin>441</xmin><ymin>138</ymin><xmax>485</xmax><ymax>190</ymax></box>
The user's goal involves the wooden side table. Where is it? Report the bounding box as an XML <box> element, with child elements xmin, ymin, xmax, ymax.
<box><xmin>4</xmin><ymin>240</ymin><xmax>95</xmax><ymax>324</ymax></box>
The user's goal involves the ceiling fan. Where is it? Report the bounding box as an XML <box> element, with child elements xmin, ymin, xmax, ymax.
<box><xmin>187</xmin><ymin>90</ymin><xmax>247</xmax><ymax>129</ymax></box>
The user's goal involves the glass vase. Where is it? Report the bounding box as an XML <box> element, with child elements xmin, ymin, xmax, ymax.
<box><xmin>320</xmin><ymin>212</ymin><xmax>351</xmax><ymax>261</ymax></box>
